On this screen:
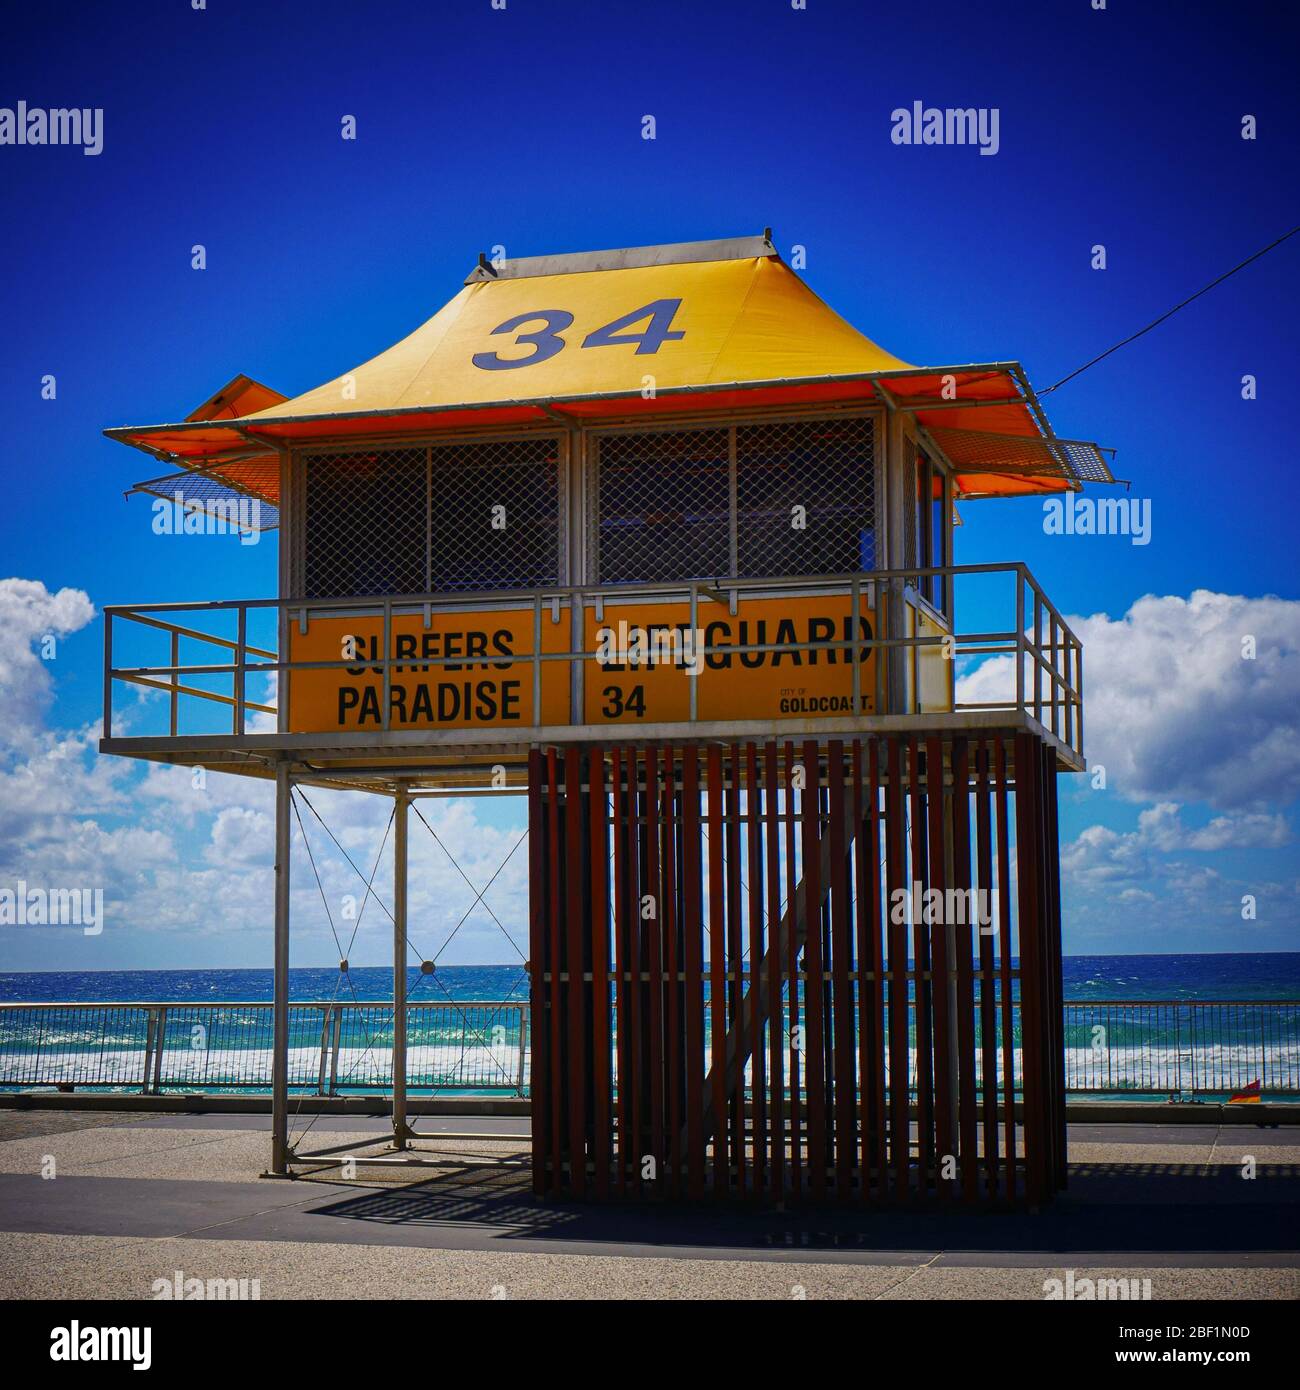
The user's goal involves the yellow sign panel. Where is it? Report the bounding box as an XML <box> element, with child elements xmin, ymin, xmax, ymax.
<box><xmin>286</xmin><ymin>608</ymin><xmax>570</xmax><ymax>733</ymax></box>
<box><xmin>283</xmin><ymin>593</ymin><xmax>945</xmax><ymax>735</ymax></box>
<box><xmin>584</xmin><ymin>595</ymin><xmax>877</xmax><ymax>725</ymax></box>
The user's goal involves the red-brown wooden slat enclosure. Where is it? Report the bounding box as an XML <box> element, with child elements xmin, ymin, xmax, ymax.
<box><xmin>528</xmin><ymin>733</ymin><xmax>1066</xmax><ymax>1207</ymax></box>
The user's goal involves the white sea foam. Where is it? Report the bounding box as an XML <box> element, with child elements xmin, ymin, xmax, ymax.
<box><xmin>4</xmin><ymin>1041</ymin><xmax>1296</xmax><ymax>1096</ymax></box>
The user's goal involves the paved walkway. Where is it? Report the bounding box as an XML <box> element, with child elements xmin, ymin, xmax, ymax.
<box><xmin>0</xmin><ymin>1111</ymin><xmax>1294</xmax><ymax>1299</ymax></box>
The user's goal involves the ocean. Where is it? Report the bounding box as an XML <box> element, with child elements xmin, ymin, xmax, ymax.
<box><xmin>1</xmin><ymin>957</ymin><xmax>1296</xmax><ymax>1098</ymax></box>
<box><xmin>2</xmin><ymin>954</ymin><xmax>1299</xmax><ymax>1005</ymax></box>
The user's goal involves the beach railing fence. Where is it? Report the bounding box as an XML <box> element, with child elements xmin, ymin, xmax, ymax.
<box><xmin>0</xmin><ymin>998</ymin><xmax>1296</xmax><ymax>1098</ymax></box>
<box><xmin>0</xmin><ymin>1000</ymin><xmax>530</xmax><ymax>1096</ymax></box>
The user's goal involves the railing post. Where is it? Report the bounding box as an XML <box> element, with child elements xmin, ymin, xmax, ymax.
<box><xmin>1076</xmin><ymin>643</ymin><xmax>1085</xmax><ymax>761</ymax></box>
<box><xmin>569</xmin><ymin>590</ymin><xmax>583</xmax><ymax>726</ymax></box>
<box><xmin>329</xmin><ymin>1007</ymin><xmax>343</xmax><ymax>1096</ymax></box>
<box><xmin>1015</xmin><ymin>569</ymin><xmax>1025</xmax><ymax>715</ymax></box>
<box><xmin>234</xmin><ymin>604</ymin><xmax>247</xmax><ymax>735</ymax></box>
<box><xmin>1033</xmin><ymin>590</ymin><xmax>1043</xmax><ymax>725</ymax></box>
<box><xmin>873</xmin><ymin>579</ymin><xmax>885</xmax><ymax>714</ymax></box>
<box><xmin>688</xmin><ymin>583</ymin><xmax>699</xmax><ymax>721</ymax></box>
<box><xmin>316</xmin><ymin>1004</ymin><xmax>332</xmax><ymax>1096</ymax></box>
<box><xmin>103</xmin><ymin>610</ymin><xmax>113</xmax><ymax>740</ymax></box>
<box><xmin>169</xmin><ymin>630</ymin><xmax>179</xmax><ymax>737</ymax></box>
<box><xmin>1173</xmin><ymin>1004</ymin><xmax>1183</xmax><ymax>1097</ymax></box>
<box><xmin>1063</xmin><ymin>639</ymin><xmax>1074</xmax><ymax>750</ymax></box>
<box><xmin>889</xmin><ymin>577</ymin><xmax>907</xmax><ymax>714</ymax></box>
<box><xmin>516</xmin><ymin>1005</ymin><xmax>529</xmax><ymax>1097</ymax></box>
<box><xmin>381</xmin><ymin>599</ymin><xmax>392</xmax><ymax>732</ymax></box>
<box><xmin>533</xmin><ymin>594</ymin><xmax>543</xmax><ymax>727</ymax></box>
<box><xmin>1049</xmin><ymin>614</ymin><xmax>1059</xmax><ymax>737</ymax></box>
<box><xmin>150</xmin><ymin>1007</ymin><xmax>167</xmax><ymax>1093</ymax></box>
<box><xmin>141</xmin><ymin>1006</ymin><xmax>158</xmax><ymax>1094</ymax></box>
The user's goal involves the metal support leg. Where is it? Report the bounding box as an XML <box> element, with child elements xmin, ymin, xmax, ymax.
<box><xmin>393</xmin><ymin>783</ymin><xmax>411</xmax><ymax>1149</ymax></box>
<box><xmin>270</xmin><ymin>761</ymin><xmax>292</xmax><ymax>1174</ymax></box>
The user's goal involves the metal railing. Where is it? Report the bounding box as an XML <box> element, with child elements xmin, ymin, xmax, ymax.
<box><xmin>102</xmin><ymin>562</ymin><xmax>1084</xmax><ymax>762</ymax></box>
<box><xmin>1062</xmin><ymin>1000</ymin><xmax>1300</xmax><ymax>1096</ymax></box>
<box><xmin>2</xmin><ymin>999</ymin><xmax>1295</xmax><ymax>1098</ymax></box>
<box><xmin>0</xmin><ymin>1001</ymin><xmax>529</xmax><ymax>1096</ymax></box>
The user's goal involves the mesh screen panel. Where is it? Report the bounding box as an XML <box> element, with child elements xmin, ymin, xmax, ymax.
<box><xmin>1058</xmin><ymin>439</ymin><xmax>1114</xmax><ymax>484</ymax></box>
<box><xmin>592</xmin><ymin>416</ymin><xmax>876</xmax><ymax>584</ymax></box>
<box><xmin>304</xmin><ymin>447</ymin><xmax>427</xmax><ymax>599</ymax></box>
<box><xmin>302</xmin><ymin>439</ymin><xmax>562</xmax><ymax>599</ymax></box>
<box><xmin>736</xmin><ymin>416</ymin><xmax>875</xmax><ymax>576</ymax></box>
<box><xmin>925</xmin><ymin>426</ymin><xmax>1115</xmax><ymax>486</ymax></box>
<box><xmin>429</xmin><ymin>436</ymin><xmax>562</xmax><ymax>591</ymax></box>
<box><xmin>128</xmin><ymin>462</ymin><xmax>279</xmax><ymax>531</ymax></box>
<box><xmin>592</xmin><ymin>428</ymin><xmax>730</xmax><ymax>583</ymax></box>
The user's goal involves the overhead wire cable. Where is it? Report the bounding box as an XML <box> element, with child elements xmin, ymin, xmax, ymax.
<box><xmin>1040</xmin><ymin>224</ymin><xmax>1300</xmax><ymax>396</ymax></box>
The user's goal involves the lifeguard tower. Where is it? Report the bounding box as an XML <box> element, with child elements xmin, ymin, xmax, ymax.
<box><xmin>103</xmin><ymin>233</ymin><xmax>1112</xmax><ymax>1207</ymax></box>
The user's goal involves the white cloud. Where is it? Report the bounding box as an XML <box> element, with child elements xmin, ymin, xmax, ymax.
<box><xmin>1058</xmin><ymin>798</ymin><xmax>1296</xmax><ymax>949</ymax></box>
<box><xmin>1063</xmin><ymin>802</ymin><xmax>1289</xmax><ymax>895</ymax></box>
<box><xmin>0</xmin><ymin>579</ymin><xmax>95</xmax><ymax>742</ymax></box>
<box><xmin>959</xmin><ymin>590</ymin><xmax>1300</xmax><ymax>810</ymax></box>
<box><xmin>0</xmin><ymin>578</ymin><xmax>527</xmax><ymax>962</ymax></box>
<box><xmin>1062</xmin><ymin>822</ymin><xmax>1153</xmax><ymax>890</ymax></box>
<box><xmin>207</xmin><ymin>807</ymin><xmax>274</xmax><ymax>867</ymax></box>
<box><xmin>1134</xmin><ymin>801</ymin><xmax>1290</xmax><ymax>852</ymax></box>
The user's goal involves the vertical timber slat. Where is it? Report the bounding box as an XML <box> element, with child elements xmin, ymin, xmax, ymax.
<box><xmin>589</xmin><ymin>747</ymin><xmax>611</xmax><ymax>1199</ymax></box>
<box><xmin>801</xmin><ymin>738</ymin><xmax>828</xmax><ymax>1200</ymax></box>
<box><xmin>707</xmin><ymin>745</ymin><xmax>727</xmax><ymax>1196</ymax></box>
<box><xmin>682</xmin><ymin>747</ymin><xmax>705</xmax><ymax>1200</ymax></box>
<box><xmin>764</xmin><ymin>740</ymin><xmax>784</xmax><ymax>1202</ymax></box>
<box><xmin>885</xmin><ymin>736</ymin><xmax>909</xmax><ymax>1201</ymax></box>
<box><xmin>828</xmin><ymin>741</ymin><xmax>853</xmax><ymax>1202</ymax></box>
<box><xmin>564</xmin><ymin>747</ymin><xmax>586</xmax><ymax>1197</ymax></box>
<box><xmin>784</xmin><ymin>739</ymin><xmax>801</xmax><ymax>1198</ymax></box>
<box><xmin>525</xmin><ymin>731</ymin><xmax>1065</xmax><ymax>1211</ymax></box>
<box><xmin>746</xmin><ymin>743</ymin><xmax>767</xmax><ymax>1197</ymax></box>
<box><xmin>925</xmin><ymin>734</ymin><xmax>952</xmax><ymax>1201</ymax></box>
<box><xmin>644</xmin><ymin>745</ymin><xmax>664</xmax><ymax>1194</ymax></box>
<box><xmin>527</xmin><ymin>751</ymin><xmax>545</xmax><ymax>1195</ymax></box>
<box><xmin>546</xmin><ymin>749</ymin><xmax>563</xmax><ymax>1195</ymax></box>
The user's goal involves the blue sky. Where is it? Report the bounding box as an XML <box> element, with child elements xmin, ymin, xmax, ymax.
<box><xmin>0</xmin><ymin>0</ymin><xmax>1297</xmax><ymax>969</ymax></box>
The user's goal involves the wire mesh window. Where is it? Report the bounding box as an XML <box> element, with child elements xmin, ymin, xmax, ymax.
<box><xmin>304</xmin><ymin>447</ymin><xmax>426</xmax><ymax>598</ymax></box>
<box><xmin>429</xmin><ymin>437</ymin><xmax>562</xmax><ymax>591</ymax></box>
<box><xmin>301</xmin><ymin>438</ymin><xmax>563</xmax><ymax>599</ymax></box>
<box><xmin>590</xmin><ymin>415</ymin><xmax>876</xmax><ymax>584</ymax></box>
<box><xmin>736</xmin><ymin>416</ymin><xmax>876</xmax><ymax>576</ymax></box>
<box><xmin>590</xmin><ymin>428</ymin><xmax>730</xmax><ymax>583</ymax></box>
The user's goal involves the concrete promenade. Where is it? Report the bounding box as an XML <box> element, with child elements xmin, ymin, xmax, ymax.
<box><xmin>0</xmin><ymin>1108</ymin><xmax>1294</xmax><ymax>1300</ymax></box>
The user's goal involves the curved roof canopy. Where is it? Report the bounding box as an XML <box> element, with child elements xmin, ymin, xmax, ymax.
<box><xmin>107</xmin><ymin>235</ymin><xmax>1113</xmax><ymax>508</ymax></box>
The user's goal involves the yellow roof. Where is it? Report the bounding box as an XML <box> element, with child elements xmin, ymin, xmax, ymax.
<box><xmin>106</xmin><ymin>237</ymin><xmax>1113</xmax><ymax>500</ymax></box>
<box><xmin>253</xmin><ymin>255</ymin><xmax>911</xmax><ymax>415</ymax></box>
